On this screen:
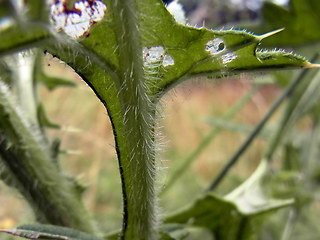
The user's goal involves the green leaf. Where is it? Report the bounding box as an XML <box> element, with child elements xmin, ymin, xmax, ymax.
<box><xmin>37</xmin><ymin>72</ymin><xmax>77</xmax><ymax>90</ymax></box>
<box><xmin>15</xmin><ymin>1</ymin><xmax>313</xmax><ymax>100</ymax></box>
<box><xmin>142</xmin><ymin>26</ymin><xmax>312</xmax><ymax>97</ymax></box>
<box><xmin>206</xmin><ymin>117</ymin><xmax>274</xmax><ymax>140</ymax></box>
<box><xmin>0</xmin><ymin>224</ymin><xmax>102</xmax><ymax>240</ymax></box>
<box><xmin>34</xmin><ymin>52</ymin><xmax>77</xmax><ymax>90</ymax></box>
<box><xmin>225</xmin><ymin>161</ymin><xmax>294</xmax><ymax>214</ymax></box>
<box><xmin>160</xmin><ymin>224</ymin><xmax>189</xmax><ymax>240</ymax></box>
<box><xmin>265</xmin><ymin>170</ymin><xmax>312</xmax><ymax>210</ymax></box>
<box><xmin>205</xmin><ymin>117</ymin><xmax>314</xmax><ymax>149</ymax></box>
<box><xmin>166</xmin><ymin>194</ymin><xmax>292</xmax><ymax>240</ymax></box>
<box><xmin>104</xmin><ymin>224</ymin><xmax>189</xmax><ymax>240</ymax></box>
<box><xmin>37</xmin><ymin>103</ymin><xmax>60</xmax><ymax>129</ymax></box>
<box><xmin>165</xmin><ymin>161</ymin><xmax>293</xmax><ymax>240</ymax></box>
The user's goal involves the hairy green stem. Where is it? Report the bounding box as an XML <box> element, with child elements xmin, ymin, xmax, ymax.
<box><xmin>112</xmin><ymin>1</ymin><xmax>157</xmax><ymax>239</ymax></box>
<box><xmin>0</xmin><ymin>82</ymin><xmax>95</xmax><ymax>233</ymax></box>
<box><xmin>12</xmin><ymin>52</ymin><xmax>39</xmax><ymax>126</ymax></box>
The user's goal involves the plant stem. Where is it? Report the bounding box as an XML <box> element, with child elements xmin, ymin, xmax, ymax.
<box><xmin>0</xmin><ymin>82</ymin><xmax>95</xmax><ymax>234</ymax></box>
<box><xmin>112</xmin><ymin>1</ymin><xmax>157</xmax><ymax>239</ymax></box>
<box><xmin>281</xmin><ymin>209</ymin><xmax>297</xmax><ymax>240</ymax></box>
<box><xmin>13</xmin><ymin>52</ymin><xmax>39</xmax><ymax>126</ymax></box>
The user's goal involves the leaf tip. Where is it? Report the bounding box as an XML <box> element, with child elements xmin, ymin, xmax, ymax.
<box><xmin>303</xmin><ymin>63</ymin><xmax>320</xmax><ymax>68</ymax></box>
<box><xmin>258</xmin><ymin>28</ymin><xmax>285</xmax><ymax>41</ymax></box>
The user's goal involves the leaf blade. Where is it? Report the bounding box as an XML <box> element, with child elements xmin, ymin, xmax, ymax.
<box><xmin>0</xmin><ymin>224</ymin><xmax>103</xmax><ymax>240</ymax></box>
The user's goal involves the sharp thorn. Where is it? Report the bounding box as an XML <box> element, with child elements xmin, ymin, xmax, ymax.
<box><xmin>258</xmin><ymin>28</ymin><xmax>285</xmax><ymax>41</ymax></box>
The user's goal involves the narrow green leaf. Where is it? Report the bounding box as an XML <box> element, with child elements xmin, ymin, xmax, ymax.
<box><xmin>37</xmin><ymin>73</ymin><xmax>77</xmax><ymax>90</ymax></box>
<box><xmin>37</xmin><ymin>104</ymin><xmax>60</xmax><ymax>129</ymax></box>
<box><xmin>205</xmin><ymin>117</ymin><xmax>312</xmax><ymax>146</ymax></box>
<box><xmin>0</xmin><ymin>224</ymin><xmax>102</xmax><ymax>240</ymax></box>
<box><xmin>33</xmin><ymin>52</ymin><xmax>77</xmax><ymax>91</ymax></box>
<box><xmin>264</xmin><ymin>54</ymin><xmax>320</xmax><ymax>161</ymax></box>
<box><xmin>206</xmin><ymin>117</ymin><xmax>274</xmax><ymax>140</ymax></box>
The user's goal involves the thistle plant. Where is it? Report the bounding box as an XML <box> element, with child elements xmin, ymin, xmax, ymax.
<box><xmin>0</xmin><ymin>0</ymin><xmax>318</xmax><ymax>240</ymax></box>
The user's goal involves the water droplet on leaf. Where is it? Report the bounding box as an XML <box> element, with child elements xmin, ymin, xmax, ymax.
<box><xmin>143</xmin><ymin>46</ymin><xmax>165</xmax><ymax>63</ymax></box>
<box><xmin>143</xmin><ymin>46</ymin><xmax>174</xmax><ymax>67</ymax></box>
<box><xmin>163</xmin><ymin>55</ymin><xmax>174</xmax><ymax>67</ymax></box>
<box><xmin>205</xmin><ymin>38</ymin><xmax>225</xmax><ymax>54</ymax></box>
<box><xmin>222</xmin><ymin>53</ymin><xmax>237</xmax><ymax>64</ymax></box>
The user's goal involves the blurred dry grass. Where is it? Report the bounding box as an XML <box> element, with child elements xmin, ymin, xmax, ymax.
<box><xmin>0</xmin><ymin>56</ymin><xmax>283</xmax><ymax>232</ymax></box>
<box><xmin>160</xmin><ymin>77</ymin><xmax>282</xmax><ymax>212</ymax></box>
